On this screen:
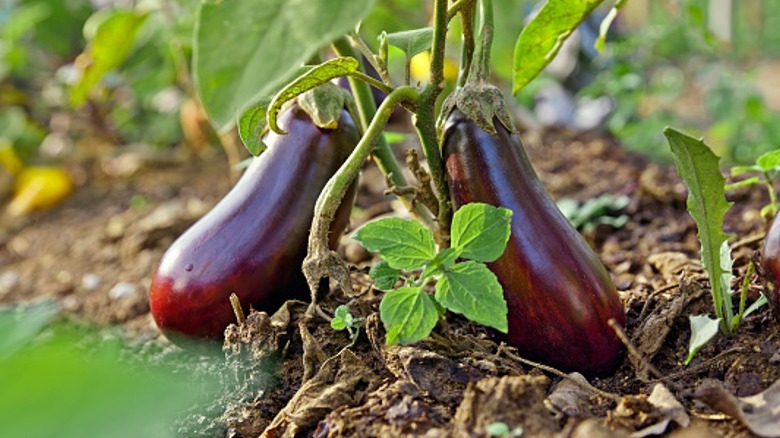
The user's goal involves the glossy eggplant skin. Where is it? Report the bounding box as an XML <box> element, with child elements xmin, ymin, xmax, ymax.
<box><xmin>149</xmin><ymin>105</ymin><xmax>358</xmax><ymax>342</ymax></box>
<box><xmin>761</xmin><ymin>214</ymin><xmax>780</xmax><ymax>319</ymax></box>
<box><xmin>442</xmin><ymin>109</ymin><xmax>625</xmax><ymax>375</ymax></box>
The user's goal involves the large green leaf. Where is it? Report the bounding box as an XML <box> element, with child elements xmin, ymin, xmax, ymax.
<box><xmin>195</xmin><ymin>0</ymin><xmax>376</xmax><ymax>130</ymax></box>
<box><xmin>70</xmin><ymin>10</ymin><xmax>148</xmax><ymax>107</ymax></box>
<box><xmin>450</xmin><ymin>203</ymin><xmax>512</xmax><ymax>263</ymax></box>
<box><xmin>435</xmin><ymin>261</ymin><xmax>508</xmax><ymax>332</ymax></box>
<box><xmin>380</xmin><ymin>286</ymin><xmax>440</xmax><ymax>345</ymax></box>
<box><xmin>665</xmin><ymin>127</ymin><xmax>734</xmax><ymax>333</ymax></box>
<box><xmin>353</xmin><ymin>217</ymin><xmax>436</xmax><ymax>271</ymax></box>
<box><xmin>512</xmin><ymin>0</ymin><xmax>603</xmax><ymax>94</ymax></box>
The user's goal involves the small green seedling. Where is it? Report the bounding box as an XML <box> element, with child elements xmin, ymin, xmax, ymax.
<box><xmin>353</xmin><ymin>202</ymin><xmax>512</xmax><ymax>345</ymax></box>
<box><xmin>727</xmin><ymin>149</ymin><xmax>780</xmax><ymax>219</ymax></box>
<box><xmin>486</xmin><ymin>421</ymin><xmax>524</xmax><ymax>437</ymax></box>
<box><xmin>665</xmin><ymin>128</ymin><xmax>768</xmax><ymax>364</ymax></box>
<box><xmin>330</xmin><ymin>304</ymin><xmax>360</xmax><ymax>341</ymax></box>
<box><xmin>557</xmin><ymin>194</ymin><xmax>630</xmax><ymax>231</ymax></box>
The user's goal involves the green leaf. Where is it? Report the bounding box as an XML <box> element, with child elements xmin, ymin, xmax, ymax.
<box><xmin>369</xmin><ymin>260</ymin><xmax>401</xmax><ymax>291</ymax></box>
<box><xmin>756</xmin><ymin>150</ymin><xmax>780</xmax><ymax>172</ymax></box>
<box><xmin>595</xmin><ymin>0</ymin><xmax>628</xmax><ymax>53</ymax></box>
<box><xmin>194</xmin><ymin>0</ymin><xmax>376</xmax><ymax>130</ymax></box>
<box><xmin>331</xmin><ymin>305</ymin><xmax>353</xmax><ymax>331</ymax></box>
<box><xmin>744</xmin><ymin>293</ymin><xmax>769</xmax><ymax>318</ymax></box>
<box><xmin>435</xmin><ymin>261</ymin><xmax>508</xmax><ymax>333</ymax></box>
<box><xmin>450</xmin><ymin>203</ymin><xmax>512</xmax><ymax>263</ymax></box>
<box><xmin>665</xmin><ymin>127</ymin><xmax>734</xmax><ymax>334</ymax></box>
<box><xmin>296</xmin><ymin>83</ymin><xmax>350</xmax><ymax>130</ymax></box>
<box><xmin>380</xmin><ymin>286</ymin><xmax>440</xmax><ymax>345</ymax></box>
<box><xmin>0</xmin><ymin>329</ymin><xmax>213</xmax><ymax>437</ymax></box>
<box><xmin>237</xmin><ymin>98</ymin><xmax>271</xmax><ymax>156</ymax></box>
<box><xmin>236</xmin><ymin>66</ymin><xmax>315</xmax><ymax>156</ymax></box>
<box><xmin>730</xmin><ymin>165</ymin><xmax>761</xmax><ymax>177</ymax></box>
<box><xmin>384</xmin><ymin>27</ymin><xmax>433</xmax><ymax>57</ymax></box>
<box><xmin>70</xmin><ymin>10</ymin><xmax>148</xmax><ymax>107</ymax></box>
<box><xmin>421</xmin><ymin>247</ymin><xmax>460</xmax><ymax>279</ymax></box>
<box><xmin>267</xmin><ymin>58</ymin><xmax>358</xmax><ymax>134</ymax></box>
<box><xmin>353</xmin><ymin>217</ymin><xmax>436</xmax><ymax>271</ymax></box>
<box><xmin>512</xmin><ymin>0</ymin><xmax>604</xmax><ymax>94</ymax></box>
<box><xmin>684</xmin><ymin>314</ymin><xmax>720</xmax><ymax>365</ymax></box>
<box><xmin>0</xmin><ymin>301</ymin><xmax>59</xmax><ymax>360</ymax></box>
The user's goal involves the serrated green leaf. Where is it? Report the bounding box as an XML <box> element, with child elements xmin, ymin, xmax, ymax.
<box><xmin>70</xmin><ymin>10</ymin><xmax>148</xmax><ymax>106</ymax></box>
<box><xmin>744</xmin><ymin>293</ymin><xmax>769</xmax><ymax>318</ymax></box>
<box><xmin>353</xmin><ymin>217</ymin><xmax>436</xmax><ymax>270</ymax></box>
<box><xmin>267</xmin><ymin>58</ymin><xmax>358</xmax><ymax>134</ymax></box>
<box><xmin>684</xmin><ymin>314</ymin><xmax>720</xmax><ymax>365</ymax></box>
<box><xmin>384</xmin><ymin>27</ymin><xmax>433</xmax><ymax>57</ymax></box>
<box><xmin>435</xmin><ymin>261</ymin><xmax>508</xmax><ymax>332</ymax></box>
<box><xmin>379</xmin><ymin>286</ymin><xmax>439</xmax><ymax>345</ymax></box>
<box><xmin>665</xmin><ymin>127</ymin><xmax>734</xmax><ymax>333</ymax></box>
<box><xmin>512</xmin><ymin>0</ymin><xmax>604</xmax><ymax>94</ymax></box>
<box><xmin>194</xmin><ymin>0</ymin><xmax>376</xmax><ymax>130</ymax></box>
<box><xmin>756</xmin><ymin>150</ymin><xmax>780</xmax><ymax>172</ymax></box>
<box><xmin>369</xmin><ymin>260</ymin><xmax>401</xmax><ymax>291</ymax></box>
<box><xmin>450</xmin><ymin>203</ymin><xmax>512</xmax><ymax>263</ymax></box>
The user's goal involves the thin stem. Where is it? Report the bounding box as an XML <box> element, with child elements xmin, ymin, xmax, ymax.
<box><xmin>735</xmin><ymin>260</ymin><xmax>755</xmax><ymax>329</ymax></box>
<box><xmin>764</xmin><ymin>171</ymin><xmax>778</xmax><ymax>217</ymax></box>
<box><xmin>346</xmin><ymin>32</ymin><xmax>396</xmax><ymax>87</ymax></box>
<box><xmin>308</xmin><ymin>86</ymin><xmax>421</xmax><ymax>253</ymax></box>
<box><xmin>332</xmin><ymin>38</ymin><xmax>435</xmax><ymax>228</ymax></box>
<box><xmin>347</xmin><ymin>71</ymin><xmax>394</xmax><ymax>95</ymax></box>
<box><xmin>457</xmin><ymin>0</ymin><xmax>476</xmax><ymax>88</ymax></box>
<box><xmin>470</xmin><ymin>0</ymin><xmax>494</xmax><ymax>83</ymax></box>
<box><xmin>415</xmin><ymin>0</ymin><xmax>452</xmax><ymax>243</ymax></box>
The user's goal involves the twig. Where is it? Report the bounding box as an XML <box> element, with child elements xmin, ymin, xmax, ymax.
<box><xmin>229</xmin><ymin>292</ymin><xmax>246</xmax><ymax>325</ymax></box>
<box><xmin>405</xmin><ymin>149</ymin><xmax>440</xmax><ymax>216</ymax></box>
<box><xmin>659</xmin><ymin>346</ymin><xmax>744</xmax><ymax>383</ymax></box>
<box><xmin>730</xmin><ymin>232</ymin><xmax>766</xmax><ymax>251</ymax></box>
<box><xmin>608</xmin><ymin>318</ymin><xmax>664</xmax><ymax>380</ymax></box>
<box><xmin>497</xmin><ymin>344</ymin><xmax>622</xmax><ymax>402</ymax></box>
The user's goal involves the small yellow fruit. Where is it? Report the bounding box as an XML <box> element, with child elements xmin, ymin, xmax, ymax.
<box><xmin>7</xmin><ymin>166</ymin><xmax>74</xmax><ymax>216</ymax></box>
<box><xmin>409</xmin><ymin>51</ymin><xmax>459</xmax><ymax>83</ymax></box>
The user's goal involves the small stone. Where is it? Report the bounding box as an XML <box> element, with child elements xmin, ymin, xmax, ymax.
<box><xmin>82</xmin><ymin>273</ymin><xmax>101</xmax><ymax>290</ymax></box>
<box><xmin>0</xmin><ymin>271</ymin><xmax>20</xmax><ymax>295</ymax></box>
<box><xmin>108</xmin><ymin>282</ymin><xmax>137</xmax><ymax>300</ymax></box>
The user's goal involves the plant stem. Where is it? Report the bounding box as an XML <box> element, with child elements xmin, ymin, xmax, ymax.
<box><xmin>457</xmin><ymin>0</ymin><xmax>476</xmax><ymax>88</ymax></box>
<box><xmin>415</xmin><ymin>0</ymin><xmax>452</xmax><ymax>243</ymax></box>
<box><xmin>764</xmin><ymin>171</ymin><xmax>778</xmax><ymax>217</ymax></box>
<box><xmin>332</xmin><ymin>38</ymin><xmax>434</xmax><ymax>228</ymax></box>
<box><xmin>305</xmin><ymin>87</ymin><xmax>420</xmax><ymax>296</ymax></box>
<box><xmin>347</xmin><ymin>32</ymin><xmax>395</xmax><ymax>87</ymax></box>
<box><xmin>734</xmin><ymin>260</ymin><xmax>755</xmax><ymax>329</ymax></box>
<box><xmin>471</xmin><ymin>0</ymin><xmax>494</xmax><ymax>83</ymax></box>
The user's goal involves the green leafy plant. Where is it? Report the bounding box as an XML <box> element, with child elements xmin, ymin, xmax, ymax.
<box><xmin>330</xmin><ymin>304</ymin><xmax>360</xmax><ymax>341</ymax></box>
<box><xmin>727</xmin><ymin>149</ymin><xmax>780</xmax><ymax>219</ymax></box>
<box><xmin>556</xmin><ymin>194</ymin><xmax>630</xmax><ymax>231</ymax></box>
<box><xmin>665</xmin><ymin>127</ymin><xmax>767</xmax><ymax>364</ymax></box>
<box><xmin>486</xmin><ymin>421</ymin><xmax>524</xmax><ymax>437</ymax></box>
<box><xmin>353</xmin><ymin>202</ymin><xmax>512</xmax><ymax>345</ymax></box>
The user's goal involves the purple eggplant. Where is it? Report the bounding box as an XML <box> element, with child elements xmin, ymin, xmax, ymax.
<box><xmin>442</xmin><ymin>108</ymin><xmax>625</xmax><ymax>375</ymax></box>
<box><xmin>149</xmin><ymin>104</ymin><xmax>357</xmax><ymax>343</ymax></box>
<box><xmin>761</xmin><ymin>213</ymin><xmax>780</xmax><ymax>319</ymax></box>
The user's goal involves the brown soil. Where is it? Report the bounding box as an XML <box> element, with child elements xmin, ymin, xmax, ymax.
<box><xmin>2</xmin><ymin>126</ymin><xmax>779</xmax><ymax>437</ymax></box>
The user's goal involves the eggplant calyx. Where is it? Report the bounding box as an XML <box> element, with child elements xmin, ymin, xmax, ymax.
<box><xmin>439</xmin><ymin>81</ymin><xmax>515</xmax><ymax>136</ymax></box>
<box><xmin>297</xmin><ymin>82</ymin><xmax>353</xmax><ymax>130</ymax></box>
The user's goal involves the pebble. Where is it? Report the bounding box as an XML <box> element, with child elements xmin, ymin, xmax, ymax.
<box><xmin>82</xmin><ymin>273</ymin><xmax>101</xmax><ymax>290</ymax></box>
<box><xmin>108</xmin><ymin>282</ymin><xmax>137</xmax><ymax>300</ymax></box>
<box><xmin>0</xmin><ymin>271</ymin><xmax>20</xmax><ymax>296</ymax></box>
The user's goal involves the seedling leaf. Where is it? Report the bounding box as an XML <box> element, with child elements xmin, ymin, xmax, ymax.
<box><xmin>380</xmin><ymin>286</ymin><xmax>439</xmax><ymax>345</ymax></box>
<box><xmin>369</xmin><ymin>260</ymin><xmax>401</xmax><ymax>291</ymax></box>
<box><xmin>684</xmin><ymin>314</ymin><xmax>720</xmax><ymax>365</ymax></box>
<box><xmin>665</xmin><ymin>127</ymin><xmax>734</xmax><ymax>334</ymax></box>
<box><xmin>435</xmin><ymin>261</ymin><xmax>508</xmax><ymax>332</ymax></box>
<box><xmin>353</xmin><ymin>217</ymin><xmax>436</xmax><ymax>270</ymax></box>
<box><xmin>450</xmin><ymin>203</ymin><xmax>512</xmax><ymax>262</ymax></box>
